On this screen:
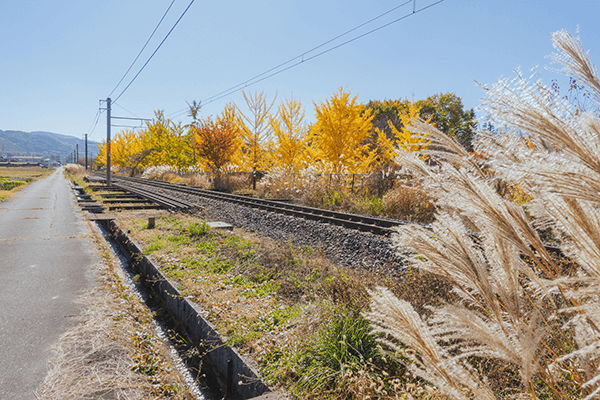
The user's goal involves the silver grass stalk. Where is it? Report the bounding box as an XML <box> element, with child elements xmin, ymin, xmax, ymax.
<box><xmin>366</xmin><ymin>287</ymin><xmax>496</xmax><ymax>400</ymax></box>
<box><xmin>375</xmin><ymin>28</ymin><xmax>600</xmax><ymax>397</ymax></box>
<box><xmin>482</xmin><ymin>31</ymin><xmax>600</xmax><ymax>389</ymax></box>
<box><xmin>429</xmin><ymin>304</ymin><xmax>542</xmax><ymax>386</ymax></box>
<box><xmin>548</xmin><ymin>28</ymin><xmax>600</xmax><ymax>101</ymax></box>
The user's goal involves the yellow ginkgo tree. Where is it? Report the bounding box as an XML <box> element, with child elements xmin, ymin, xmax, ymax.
<box><xmin>373</xmin><ymin>101</ymin><xmax>431</xmax><ymax>168</ymax></box>
<box><xmin>95</xmin><ymin>129</ymin><xmax>141</xmax><ymax>171</ymax></box>
<box><xmin>236</xmin><ymin>91</ymin><xmax>277</xmax><ymax>188</ymax></box>
<box><xmin>111</xmin><ymin>130</ymin><xmax>143</xmax><ymax>169</ymax></box>
<box><xmin>309</xmin><ymin>87</ymin><xmax>375</xmax><ymax>174</ymax></box>
<box><xmin>270</xmin><ymin>97</ymin><xmax>308</xmax><ymax>173</ymax></box>
<box><xmin>139</xmin><ymin>110</ymin><xmax>194</xmax><ymax>172</ymax></box>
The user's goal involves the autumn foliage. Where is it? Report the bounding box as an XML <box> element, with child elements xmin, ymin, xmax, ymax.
<box><xmin>95</xmin><ymin>88</ymin><xmax>474</xmax><ymax>187</ymax></box>
<box><xmin>191</xmin><ymin>117</ymin><xmax>239</xmax><ymax>175</ymax></box>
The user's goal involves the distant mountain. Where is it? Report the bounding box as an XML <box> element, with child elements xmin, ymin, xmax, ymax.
<box><xmin>0</xmin><ymin>130</ymin><xmax>100</xmax><ymax>160</ymax></box>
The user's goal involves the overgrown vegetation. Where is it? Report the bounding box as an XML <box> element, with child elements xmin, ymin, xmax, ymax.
<box><xmin>94</xmin><ymin>85</ymin><xmax>472</xmax><ymax>223</ymax></box>
<box><xmin>35</xmin><ymin>223</ymin><xmax>194</xmax><ymax>399</ymax></box>
<box><xmin>118</xmin><ymin>211</ymin><xmax>456</xmax><ymax>399</ymax></box>
<box><xmin>366</xmin><ymin>29</ymin><xmax>600</xmax><ymax>399</ymax></box>
<box><xmin>86</xmin><ymin>24</ymin><xmax>600</xmax><ymax>400</ymax></box>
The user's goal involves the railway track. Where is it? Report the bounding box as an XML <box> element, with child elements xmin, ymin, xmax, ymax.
<box><xmin>87</xmin><ymin>174</ymin><xmax>197</xmax><ymax>212</ymax></box>
<box><xmin>89</xmin><ymin>173</ymin><xmax>565</xmax><ymax>259</ymax></box>
<box><xmin>93</xmin><ymin>173</ymin><xmax>406</xmax><ymax>236</ymax></box>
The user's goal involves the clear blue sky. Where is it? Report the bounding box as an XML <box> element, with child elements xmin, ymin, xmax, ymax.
<box><xmin>1</xmin><ymin>0</ymin><xmax>599</xmax><ymax>141</ymax></box>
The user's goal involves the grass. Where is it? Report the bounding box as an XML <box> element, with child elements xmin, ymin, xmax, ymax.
<box><xmin>361</xmin><ymin>30</ymin><xmax>600</xmax><ymax>400</ymax></box>
<box><xmin>115</xmin><ymin>210</ymin><xmax>455</xmax><ymax>399</ymax></box>
<box><xmin>0</xmin><ymin>165</ymin><xmax>54</xmax><ymax>200</ymax></box>
<box><xmin>67</xmin><ymin>26</ymin><xmax>600</xmax><ymax>400</ymax></box>
<box><xmin>144</xmin><ymin>166</ymin><xmax>435</xmax><ymax>224</ymax></box>
<box><xmin>35</xmin><ymin>223</ymin><xmax>195</xmax><ymax>399</ymax></box>
<box><xmin>292</xmin><ymin>310</ymin><xmax>389</xmax><ymax>399</ymax></box>
<box><xmin>73</xmin><ymin>168</ymin><xmax>562</xmax><ymax>399</ymax></box>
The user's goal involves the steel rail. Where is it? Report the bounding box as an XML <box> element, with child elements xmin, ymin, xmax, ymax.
<box><xmin>92</xmin><ymin>173</ymin><xmax>567</xmax><ymax>256</ymax></box>
<box><xmin>105</xmin><ymin>174</ymin><xmax>404</xmax><ymax>236</ymax></box>
<box><xmin>111</xmin><ymin>180</ymin><xmax>196</xmax><ymax>213</ymax></box>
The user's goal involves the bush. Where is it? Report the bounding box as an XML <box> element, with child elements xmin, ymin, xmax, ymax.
<box><xmin>383</xmin><ymin>185</ymin><xmax>435</xmax><ymax>223</ymax></box>
<box><xmin>215</xmin><ymin>172</ymin><xmax>251</xmax><ymax>192</ymax></box>
<box><xmin>186</xmin><ymin>221</ymin><xmax>210</xmax><ymax>238</ymax></box>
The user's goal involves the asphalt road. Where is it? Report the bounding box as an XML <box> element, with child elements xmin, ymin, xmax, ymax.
<box><xmin>0</xmin><ymin>168</ymin><xmax>99</xmax><ymax>399</ymax></box>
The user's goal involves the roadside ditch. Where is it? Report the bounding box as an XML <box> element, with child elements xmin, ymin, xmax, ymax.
<box><xmin>74</xmin><ymin>183</ymin><xmax>279</xmax><ymax>400</ymax></box>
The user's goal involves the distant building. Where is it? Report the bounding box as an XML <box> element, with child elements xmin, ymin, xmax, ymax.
<box><xmin>9</xmin><ymin>155</ymin><xmax>44</xmax><ymax>164</ymax></box>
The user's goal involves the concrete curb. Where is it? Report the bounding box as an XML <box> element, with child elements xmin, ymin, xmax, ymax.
<box><xmin>103</xmin><ymin>219</ymin><xmax>279</xmax><ymax>400</ymax></box>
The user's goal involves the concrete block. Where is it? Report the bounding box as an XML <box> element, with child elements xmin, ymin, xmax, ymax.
<box><xmin>207</xmin><ymin>221</ymin><xmax>233</xmax><ymax>230</ymax></box>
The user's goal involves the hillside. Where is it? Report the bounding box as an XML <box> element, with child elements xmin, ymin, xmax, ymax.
<box><xmin>0</xmin><ymin>130</ymin><xmax>100</xmax><ymax>159</ymax></box>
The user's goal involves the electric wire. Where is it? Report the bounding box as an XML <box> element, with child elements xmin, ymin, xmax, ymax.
<box><xmin>112</xmin><ymin>0</ymin><xmax>195</xmax><ymax>105</ymax></box>
<box><xmin>201</xmin><ymin>0</ymin><xmax>412</xmax><ymax>105</ymax></box>
<box><xmin>86</xmin><ymin>108</ymin><xmax>104</xmax><ymax>140</ymax></box>
<box><xmin>168</xmin><ymin>0</ymin><xmax>443</xmax><ymax>120</ymax></box>
<box><xmin>114</xmin><ymin>103</ymin><xmax>142</xmax><ymax>119</ymax></box>
<box><xmin>108</xmin><ymin>0</ymin><xmax>177</xmax><ymax>99</ymax></box>
<box><xmin>203</xmin><ymin>0</ymin><xmax>444</xmax><ymax>106</ymax></box>
<box><xmin>167</xmin><ymin>1</ymin><xmax>413</xmax><ymax>118</ymax></box>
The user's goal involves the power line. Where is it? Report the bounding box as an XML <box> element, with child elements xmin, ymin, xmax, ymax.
<box><xmin>108</xmin><ymin>0</ymin><xmax>177</xmax><ymax>99</ymax></box>
<box><xmin>112</xmin><ymin>0</ymin><xmax>195</xmax><ymax>105</ymax></box>
<box><xmin>168</xmin><ymin>0</ymin><xmax>443</xmax><ymax>119</ymax></box>
<box><xmin>86</xmin><ymin>107</ymin><xmax>105</xmax><ymax>140</ymax></box>
<box><xmin>202</xmin><ymin>0</ymin><xmax>413</xmax><ymax>105</ymax></box>
<box><xmin>114</xmin><ymin>103</ymin><xmax>143</xmax><ymax>119</ymax></box>
<box><xmin>203</xmin><ymin>0</ymin><xmax>444</xmax><ymax>105</ymax></box>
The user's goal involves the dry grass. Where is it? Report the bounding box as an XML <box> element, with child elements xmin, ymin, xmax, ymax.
<box><xmin>35</xmin><ymin>226</ymin><xmax>194</xmax><ymax>400</ymax></box>
<box><xmin>111</xmin><ymin>209</ymin><xmax>455</xmax><ymax>399</ymax></box>
<box><xmin>254</xmin><ymin>170</ymin><xmax>434</xmax><ymax>222</ymax></box>
<box><xmin>383</xmin><ymin>184</ymin><xmax>435</xmax><ymax>223</ymax></box>
<box><xmin>0</xmin><ymin>165</ymin><xmax>54</xmax><ymax>179</ymax></box>
<box><xmin>364</xmin><ymin>29</ymin><xmax>600</xmax><ymax>400</ymax></box>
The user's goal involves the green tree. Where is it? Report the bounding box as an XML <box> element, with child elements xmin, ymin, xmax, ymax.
<box><xmin>367</xmin><ymin>93</ymin><xmax>476</xmax><ymax>150</ymax></box>
<box><xmin>420</xmin><ymin>93</ymin><xmax>476</xmax><ymax>147</ymax></box>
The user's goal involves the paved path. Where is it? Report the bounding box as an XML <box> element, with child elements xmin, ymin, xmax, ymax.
<box><xmin>0</xmin><ymin>168</ymin><xmax>99</xmax><ymax>399</ymax></box>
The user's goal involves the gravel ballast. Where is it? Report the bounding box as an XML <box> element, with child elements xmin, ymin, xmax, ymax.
<box><xmin>132</xmin><ymin>183</ymin><xmax>408</xmax><ymax>276</ymax></box>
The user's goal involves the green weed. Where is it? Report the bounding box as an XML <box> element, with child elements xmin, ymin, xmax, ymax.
<box><xmin>186</xmin><ymin>221</ymin><xmax>210</xmax><ymax>237</ymax></box>
<box><xmin>144</xmin><ymin>237</ymin><xmax>167</xmax><ymax>254</ymax></box>
<box><xmin>294</xmin><ymin>310</ymin><xmax>386</xmax><ymax>398</ymax></box>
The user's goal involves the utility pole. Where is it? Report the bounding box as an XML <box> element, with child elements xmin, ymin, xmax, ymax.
<box><xmin>75</xmin><ymin>144</ymin><xmax>78</xmax><ymax>165</ymax></box>
<box><xmin>106</xmin><ymin>98</ymin><xmax>111</xmax><ymax>186</ymax></box>
<box><xmin>85</xmin><ymin>134</ymin><xmax>88</xmax><ymax>170</ymax></box>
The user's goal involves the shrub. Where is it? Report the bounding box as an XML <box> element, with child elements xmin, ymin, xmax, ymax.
<box><xmin>348</xmin><ymin>194</ymin><xmax>385</xmax><ymax>216</ymax></box>
<box><xmin>215</xmin><ymin>172</ymin><xmax>251</xmax><ymax>192</ymax></box>
<box><xmin>186</xmin><ymin>221</ymin><xmax>210</xmax><ymax>238</ymax></box>
<box><xmin>383</xmin><ymin>184</ymin><xmax>435</xmax><ymax>223</ymax></box>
